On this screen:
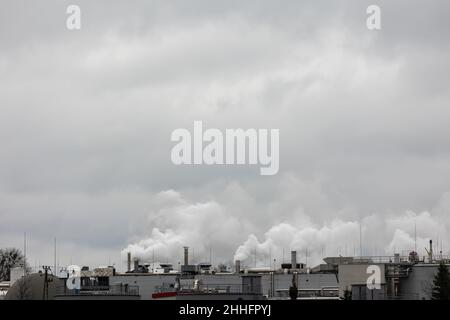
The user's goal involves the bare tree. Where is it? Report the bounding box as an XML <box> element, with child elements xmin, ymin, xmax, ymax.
<box><xmin>0</xmin><ymin>248</ymin><xmax>27</xmax><ymax>281</ymax></box>
<box><xmin>15</xmin><ymin>276</ymin><xmax>32</xmax><ymax>300</ymax></box>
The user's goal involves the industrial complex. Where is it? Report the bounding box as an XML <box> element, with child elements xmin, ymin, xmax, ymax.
<box><xmin>1</xmin><ymin>240</ymin><xmax>448</xmax><ymax>300</ymax></box>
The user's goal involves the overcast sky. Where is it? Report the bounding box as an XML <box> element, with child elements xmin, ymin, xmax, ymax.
<box><xmin>1</xmin><ymin>0</ymin><xmax>450</xmax><ymax>270</ymax></box>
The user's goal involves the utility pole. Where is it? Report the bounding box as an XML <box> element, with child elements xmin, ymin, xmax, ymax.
<box><xmin>42</xmin><ymin>266</ymin><xmax>52</xmax><ymax>300</ymax></box>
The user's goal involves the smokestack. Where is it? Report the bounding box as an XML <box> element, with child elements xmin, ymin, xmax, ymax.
<box><xmin>291</xmin><ymin>251</ymin><xmax>297</xmax><ymax>270</ymax></box>
<box><xmin>127</xmin><ymin>252</ymin><xmax>131</xmax><ymax>272</ymax></box>
<box><xmin>235</xmin><ymin>260</ymin><xmax>241</xmax><ymax>274</ymax></box>
<box><xmin>134</xmin><ymin>258</ymin><xmax>139</xmax><ymax>272</ymax></box>
<box><xmin>184</xmin><ymin>247</ymin><xmax>189</xmax><ymax>266</ymax></box>
<box><xmin>429</xmin><ymin>240</ymin><xmax>433</xmax><ymax>263</ymax></box>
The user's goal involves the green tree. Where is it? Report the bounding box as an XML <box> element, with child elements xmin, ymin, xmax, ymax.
<box><xmin>431</xmin><ymin>261</ymin><xmax>450</xmax><ymax>300</ymax></box>
<box><xmin>0</xmin><ymin>248</ymin><xmax>26</xmax><ymax>281</ymax></box>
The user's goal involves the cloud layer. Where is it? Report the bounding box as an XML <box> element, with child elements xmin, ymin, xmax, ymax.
<box><xmin>1</xmin><ymin>0</ymin><xmax>450</xmax><ymax>270</ymax></box>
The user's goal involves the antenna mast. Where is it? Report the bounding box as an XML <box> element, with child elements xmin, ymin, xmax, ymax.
<box><xmin>54</xmin><ymin>237</ymin><xmax>57</xmax><ymax>276</ymax></box>
<box><xmin>359</xmin><ymin>220</ymin><xmax>363</xmax><ymax>257</ymax></box>
<box><xmin>414</xmin><ymin>221</ymin><xmax>417</xmax><ymax>252</ymax></box>
<box><xmin>23</xmin><ymin>232</ymin><xmax>27</xmax><ymax>276</ymax></box>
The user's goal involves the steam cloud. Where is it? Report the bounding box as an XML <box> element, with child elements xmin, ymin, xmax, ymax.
<box><xmin>122</xmin><ymin>176</ymin><xmax>450</xmax><ymax>268</ymax></box>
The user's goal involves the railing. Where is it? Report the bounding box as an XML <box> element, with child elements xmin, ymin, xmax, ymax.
<box><xmin>155</xmin><ymin>283</ymin><xmax>261</xmax><ymax>295</ymax></box>
<box><xmin>275</xmin><ymin>287</ymin><xmax>339</xmax><ymax>298</ymax></box>
<box><xmin>55</xmin><ymin>285</ymin><xmax>139</xmax><ymax>296</ymax></box>
<box><xmin>386</xmin><ymin>266</ymin><xmax>412</xmax><ymax>278</ymax></box>
<box><xmin>386</xmin><ymin>293</ymin><xmax>421</xmax><ymax>300</ymax></box>
<box><xmin>349</xmin><ymin>255</ymin><xmax>450</xmax><ymax>264</ymax></box>
<box><xmin>199</xmin><ymin>284</ymin><xmax>256</xmax><ymax>294</ymax></box>
<box><xmin>79</xmin><ymin>285</ymin><xmax>109</xmax><ymax>291</ymax></box>
<box><xmin>351</xmin><ymin>256</ymin><xmax>412</xmax><ymax>264</ymax></box>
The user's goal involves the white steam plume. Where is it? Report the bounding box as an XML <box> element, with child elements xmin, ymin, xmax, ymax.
<box><xmin>122</xmin><ymin>179</ymin><xmax>450</xmax><ymax>269</ymax></box>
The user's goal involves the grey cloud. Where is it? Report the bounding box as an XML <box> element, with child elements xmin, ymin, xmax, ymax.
<box><xmin>1</xmin><ymin>0</ymin><xmax>450</xmax><ymax>269</ymax></box>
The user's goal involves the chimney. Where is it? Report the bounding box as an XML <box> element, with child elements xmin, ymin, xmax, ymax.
<box><xmin>429</xmin><ymin>240</ymin><xmax>433</xmax><ymax>263</ymax></box>
<box><xmin>127</xmin><ymin>252</ymin><xmax>131</xmax><ymax>272</ymax></box>
<box><xmin>184</xmin><ymin>247</ymin><xmax>189</xmax><ymax>266</ymax></box>
<box><xmin>291</xmin><ymin>251</ymin><xmax>297</xmax><ymax>270</ymax></box>
<box><xmin>235</xmin><ymin>260</ymin><xmax>241</xmax><ymax>274</ymax></box>
<box><xmin>134</xmin><ymin>258</ymin><xmax>139</xmax><ymax>272</ymax></box>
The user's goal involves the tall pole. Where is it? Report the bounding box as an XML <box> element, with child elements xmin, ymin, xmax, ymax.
<box><xmin>23</xmin><ymin>232</ymin><xmax>26</xmax><ymax>276</ymax></box>
<box><xmin>305</xmin><ymin>248</ymin><xmax>308</xmax><ymax>267</ymax></box>
<box><xmin>269</xmin><ymin>246</ymin><xmax>272</xmax><ymax>269</ymax></box>
<box><xmin>152</xmin><ymin>249</ymin><xmax>155</xmax><ymax>269</ymax></box>
<box><xmin>414</xmin><ymin>221</ymin><xmax>417</xmax><ymax>253</ymax></box>
<box><xmin>359</xmin><ymin>220</ymin><xmax>363</xmax><ymax>257</ymax></box>
<box><xmin>54</xmin><ymin>237</ymin><xmax>57</xmax><ymax>277</ymax></box>
<box><xmin>210</xmin><ymin>247</ymin><xmax>212</xmax><ymax>265</ymax></box>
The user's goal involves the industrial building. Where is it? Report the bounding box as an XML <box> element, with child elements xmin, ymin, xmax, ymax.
<box><xmin>2</xmin><ymin>241</ymin><xmax>449</xmax><ymax>300</ymax></box>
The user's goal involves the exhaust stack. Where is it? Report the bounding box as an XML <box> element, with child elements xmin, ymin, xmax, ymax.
<box><xmin>127</xmin><ymin>252</ymin><xmax>131</xmax><ymax>272</ymax></box>
<box><xmin>291</xmin><ymin>250</ymin><xmax>297</xmax><ymax>270</ymax></box>
<box><xmin>429</xmin><ymin>240</ymin><xmax>433</xmax><ymax>263</ymax></box>
<box><xmin>184</xmin><ymin>247</ymin><xmax>189</xmax><ymax>266</ymax></box>
<box><xmin>235</xmin><ymin>260</ymin><xmax>241</xmax><ymax>274</ymax></box>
